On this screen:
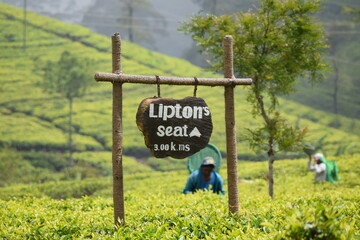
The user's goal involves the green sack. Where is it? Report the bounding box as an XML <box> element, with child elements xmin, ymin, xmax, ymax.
<box><xmin>187</xmin><ymin>143</ymin><xmax>222</xmax><ymax>174</ymax></box>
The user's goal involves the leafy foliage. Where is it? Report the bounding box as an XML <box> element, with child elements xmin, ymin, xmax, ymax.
<box><xmin>0</xmin><ymin>155</ymin><xmax>358</xmax><ymax>239</ymax></box>
<box><xmin>182</xmin><ymin>0</ymin><xmax>329</xmax><ymax>198</ymax></box>
<box><xmin>39</xmin><ymin>51</ymin><xmax>93</xmax><ymax>100</ymax></box>
<box><xmin>182</xmin><ymin>0</ymin><xmax>328</xmax><ymax>152</ymax></box>
<box><xmin>37</xmin><ymin>49</ymin><xmax>94</xmax><ymax>165</ymax></box>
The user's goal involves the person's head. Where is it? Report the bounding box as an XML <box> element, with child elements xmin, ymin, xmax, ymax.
<box><xmin>313</xmin><ymin>153</ymin><xmax>324</xmax><ymax>164</ymax></box>
<box><xmin>201</xmin><ymin>157</ymin><xmax>215</xmax><ymax>176</ymax></box>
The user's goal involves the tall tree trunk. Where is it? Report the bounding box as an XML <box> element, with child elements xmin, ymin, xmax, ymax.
<box><xmin>212</xmin><ymin>0</ymin><xmax>217</xmax><ymax>14</ymax></box>
<box><xmin>333</xmin><ymin>58</ymin><xmax>339</xmax><ymax>115</ymax></box>
<box><xmin>68</xmin><ymin>97</ymin><xmax>73</xmax><ymax>166</ymax></box>
<box><xmin>267</xmin><ymin>139</ymin><xmax>275</xmax><ymax>199</ymax></box>
<box><xmin>128</xmin><ymin>4</ymin><xmax>134</xmax><ymax>42</ymax></box>
<box><xmin>23</xmin><ymin>0</ymin><xmax>27</xmax><ymax>51</ymax></box>
<box><xmin>254</xmin><ymin>78</ymin><xmax>276</xmax><ymax>199</ymax></box>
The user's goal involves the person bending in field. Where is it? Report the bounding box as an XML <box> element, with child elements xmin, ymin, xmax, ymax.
<box><xmin>183</xmin><ymin>157</ymin><xmax>225</xmax><ymax>195</ymax></box>
<box><xmin>308</xmin><ymin>153</ymin><xmax>327</xmax><ymax>182</ymax></box>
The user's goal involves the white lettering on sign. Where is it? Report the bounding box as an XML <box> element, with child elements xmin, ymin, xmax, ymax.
<box><xmin>149</xmin><ymin>103</ymin><xmax>210</xmax><ymax>121</ymax></box>
<box><xmin>153</xmin><ymin>142</ymin><xmax>191</xmax><ymax>152</ymax></box>
<box><xmin>156</xmin><ymin>125</ymin><xmax>189</xmax><ymax>137</ymax></box>
<box><xmin>156</xmin><ymin>125</ymin><xmax>202</xmax><ymax>138</ymax></box>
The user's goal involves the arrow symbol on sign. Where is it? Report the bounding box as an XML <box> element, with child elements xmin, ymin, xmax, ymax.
<box><xmin>189</xmin><ymin>127</ymin><xmax>201</xmax><ymax>137</ymax></box>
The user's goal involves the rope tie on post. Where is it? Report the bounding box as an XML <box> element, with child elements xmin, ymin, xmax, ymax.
<box><xmin>156</xmin><ymin>75</ymin><xmax>161</xmax><ymax>97</ymax></box>
<box><xmin>229</xmin><ymin>78</ymin><xmax>236</xmax><ymax>88</ymax></box>
<box><xmin>193</xmin><ymin>77</ymin><xmax>198</xmax><ymax>97</ymax></box>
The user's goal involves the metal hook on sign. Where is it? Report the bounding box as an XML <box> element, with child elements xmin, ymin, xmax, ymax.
<box><xmin>156</xmin><ymin>75</ymin><xmax>161</xmax><ymax>97</ymax></box>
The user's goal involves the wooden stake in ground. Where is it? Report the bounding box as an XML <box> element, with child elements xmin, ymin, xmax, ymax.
<box><xmin>95</xmin><ymin>33</ymin><xmax>252</xmax><ymax>226</ymax></box>
<box><xmin>223</xmin><ymin>35</ymin><xmax>239</xmax><ymax>215</ymax></box>
<box><xmin>111</xmin><ymin>33</ymin><xmax>125</xmax><ymax>225</ymax></box>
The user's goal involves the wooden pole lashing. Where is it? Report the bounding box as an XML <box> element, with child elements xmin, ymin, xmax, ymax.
<box><xmin>223</xmin><ymin>35</ymin><xmax>240</xmax><ymax>215</ymax></box>
<box><xmin>111</xmin><ymin>33</ymin><xmax>125</xmax><ymax>226</ymax></box>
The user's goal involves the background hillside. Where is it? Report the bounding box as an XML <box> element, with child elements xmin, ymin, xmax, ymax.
<box><xmin>0</xmin><ymin>2</ymin><xmax>359</xmax><ymax>185</ymax></box>
<box><xmin>2</xmin><ymin>0</ymin><xmax>358</xmax><ymax>120</ymax></box>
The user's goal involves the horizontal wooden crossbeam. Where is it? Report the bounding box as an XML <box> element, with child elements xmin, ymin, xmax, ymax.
<box><xmin>95</xmin><ymin>72</ymin><xmax>252</xmax><ymax>86</ymax></box>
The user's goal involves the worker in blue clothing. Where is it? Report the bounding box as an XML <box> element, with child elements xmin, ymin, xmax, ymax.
<box><xmin>183</xmin><ymin>157</ymin><xmax>225</xmax><ymax>195</ymax></box>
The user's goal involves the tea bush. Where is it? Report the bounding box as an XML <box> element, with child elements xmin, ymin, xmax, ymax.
<box><xmin>0</xmin><ymin>189</ymin><xmax>357</xmax><ymax>239</ymax></box>
<box><xmin>0</xmin><ymin>155</ymin><xmax>358</xmax><ymax>239</ymax></box>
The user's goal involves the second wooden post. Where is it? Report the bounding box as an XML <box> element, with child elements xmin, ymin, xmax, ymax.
<box><xmin>112</xmin><ymin>33</ymin><xmax>125</xmax><ymax>225</ymax></box>
<box><xmin>223</xmin><ymin>35</ymin><xmax>240</xmax><ymax>215</ymax></box>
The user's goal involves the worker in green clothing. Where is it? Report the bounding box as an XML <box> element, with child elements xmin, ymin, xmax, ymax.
<box><xmin>183</xmin><ymin>157</ymin><xmax>225</xmax><ymax>195</ymax></box>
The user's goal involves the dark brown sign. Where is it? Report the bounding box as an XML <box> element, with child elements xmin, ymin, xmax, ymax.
<box><xmin>136</xmin><ymin>97</ymin><xmax>213</xmax><ymax>159</ymax></box>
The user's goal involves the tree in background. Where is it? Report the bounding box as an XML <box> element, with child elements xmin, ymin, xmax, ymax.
<box><xmin>344</xmin><ymin>7</ymin><xmax>360</xmax><ymax>22</ymax></box>
<box><xmin>117</xmin><ymin>0</ymin><xmax>166</xmax><ymax>44</ymax></box>
<box><xmin>0</xmin><ymin>146</ymin><xmax>24</xmax><ymax>187</ymax></box>
<box><xmin>182</xmin><ymin>0</ymin><xmax>328</xmax><ymax>198</ymax></box>
<box><xmin>0</xmin><ymin>146</ymin><xmax>57</xmax><ymax>186</ymax></box>
<box><xmin>39</xmin><ymin>51</ymin><xmax>92</xmax><ymax>166</ymax></box>
<box><xmin>120</xmin><ymin>0</ymin><xmax>148</xmax><ymax>43</ymax></box>
<box><xmin>191</xmin><ymin>0</ymin><xmax>254</xmax><ymax>15</ymax></box>
<box><xmin>192</xmin><ymin>0</ymin><xmax>218</xmax><ymax>14</ymax></box>
<box><xmin>186</xmin><ymin>0</ymin><xmax>256</xmax><ymax>68</ymax></box>
<box><xmin>323</xmin><ymin>5</ymin><xmax>360</xmax><ymax>116</ymax></box>
<box><xmin>326</xmin><ymin>22</ymin><xmax>351</xmax><ymax>115</ymax></box>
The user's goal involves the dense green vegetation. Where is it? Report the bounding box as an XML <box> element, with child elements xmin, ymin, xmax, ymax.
<box><xmin>0</xmin><ymin>154</ymin><xmax>358</xmax><ymax>238</ymax></box>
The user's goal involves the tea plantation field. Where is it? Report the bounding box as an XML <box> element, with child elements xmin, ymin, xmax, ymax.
<box><xmin>0</xmin><ymin>154</ymin><xmax>359</xmax><ymax>239</ymax></box>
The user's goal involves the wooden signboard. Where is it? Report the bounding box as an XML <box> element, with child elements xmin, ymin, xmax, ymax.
<box><xmin>136</xmin><ymin>96</ymin><xmax>213</xmax><ymax>158</ymax></box>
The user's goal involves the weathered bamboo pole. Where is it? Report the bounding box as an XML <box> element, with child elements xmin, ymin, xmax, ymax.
<box><xmin>223</xmin><ymin>35</ymin><xmax>240</xmax><ymax>215</ymax></box>
<box><xmin>111</xmin><ymin>33</ymin><xmax>125</xmax><ymax>226</ymax></box>
<box><xmin>95</xmin><ymin>72</ymin><xmax>252</xmax><ymax>86</ymax></box>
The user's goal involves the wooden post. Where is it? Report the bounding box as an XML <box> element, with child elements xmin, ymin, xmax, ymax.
<box><xmin>223</xmin><ymin>35</ymin><xmax>240</xmax><ymax>215</ymax></box>
<box><xmin>111</xmin><ymin>33</ymin><xmax>125</xmax><ymax>225</ymax></box>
